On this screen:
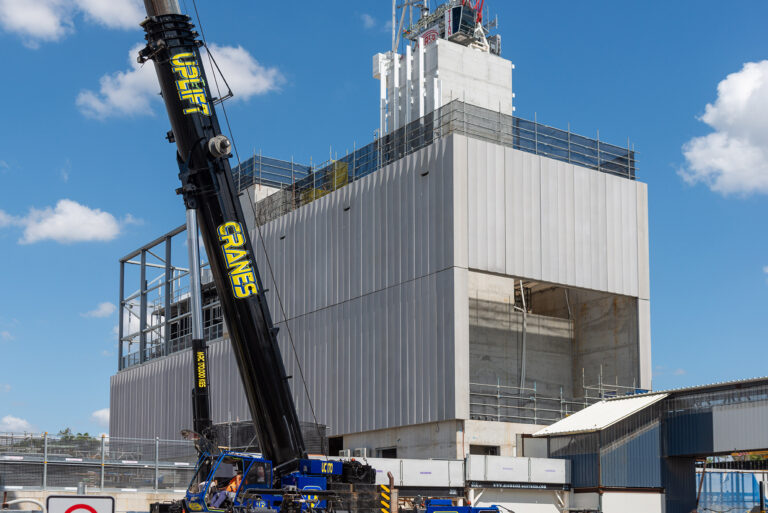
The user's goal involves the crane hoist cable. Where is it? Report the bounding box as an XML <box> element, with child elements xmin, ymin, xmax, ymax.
<box><xmin>183</xmin><ymin>0</ymin><xmax>326</xmax><ymax>451</ymax></box>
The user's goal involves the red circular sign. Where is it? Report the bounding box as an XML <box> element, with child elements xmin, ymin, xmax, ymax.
<box><xmin>65</xmin><ymin>504</ymin><xmax>99</xmax><ymax>513</ymax></box>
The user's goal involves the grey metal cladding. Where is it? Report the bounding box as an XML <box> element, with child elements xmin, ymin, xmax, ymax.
<box><xmin>111</xmin><ymin>136</ymin><xmax>459</xmax><ymax>439</ymax></box>
<box><xmin>457</xmin><ymin>134</ymin><xmax>648</xmax><ymax>299</ymax></box>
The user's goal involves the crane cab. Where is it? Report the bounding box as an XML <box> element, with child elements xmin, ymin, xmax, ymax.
<box><xmin>185</xmin><ymin>451</ymin><xmax>276</xmax><ymax>512</ymax></box>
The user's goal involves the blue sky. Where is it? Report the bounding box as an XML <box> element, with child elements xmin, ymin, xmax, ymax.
<box><xmin>0</xmin><ymin>0</ymin><xmax>766</xmax><ymax>435</ymax></box>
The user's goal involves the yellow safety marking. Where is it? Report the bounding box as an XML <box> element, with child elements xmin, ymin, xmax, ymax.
<box><xmin>380</xmin><ymin>485</ymin><xmax>390</xmax><ymax>493</ymax></box>
<box><xmin>381</xmin><ymin>493</ymin><xmax>390</xmax><ymax>501</ymax></box>
<box><xmin>380</xmin><ymin>501</ymin><xmax>390</xmax><ymax>508</ymax></box>
<box><xmin>381</xmin><ymin>509</ymin><xmax>389</xmax><ymax>513</ymax></box>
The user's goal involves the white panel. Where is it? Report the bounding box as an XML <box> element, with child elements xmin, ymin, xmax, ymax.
<box><xmin>636</xmin><ymin>182</ymin><xmax>650</xmax><ymax>300</ymax></box>
<box><xmin>453</xmin><ymin>266</ymin><xmax>469</xmax><ymax>420</ymax></box>
<box><xmin>540</xmin><ymin>157</ymin><xmax>559</xmax><ymax>282</ymax></box>
<box><xmin>621</xmin><ymin>177</ymin><xmax>638</xmax><ymax>297</ymax></box>
<box><xmin>489</xmin><ymin>142</ymin><xmax>506</xmax><ymax>273</ymax></box>
<box><xmin>505</xmin><ymin>148</ymin><xmax>523</xmax><ymax>275</ymax></box>
<box><xmin>485</xmin><ymin>456</ymin><xmax>529</xmax><ymax>482</ymax></box>
<box><xmin>465</xmin><ymin>455</ymin><xmax>486</xmax><ymax>482</ymax></box>
<box><xmin>467</xmin><ymin>137</ymin><xmax>481</xmax><ymax>269</ymax></box>
<box><xmin>401</xmin><ymin>459</ymin><xmax>454</xmax><ymax>487</ymax></box>
<box><xmin>591</xmin><ymin>171</ymin><xmax>608</xmax><ymax>292</ymax></box>
<box><xmin>572</xmin><ymin>165</ymin><xmax>592</xmax><ymax>289</ymax></box>
<box><xmin>556</xmin><ymin>160</ymin><xmax>570</xmax><ymax>285</ymax></box>
<box><xmin>453</xmin><ymin>135</ymin><xmax>469</xmax><ymax>269</ymax></box>
<box><xmin>605</xmin><ymin>175</ymin><xmax>621</xmax><ymax>293</ymax></box>
<box><xmin>601</xmin><ymin>492</ymin><xmax>664</xmax><ymax>513</ymax></box>
<box><xmin>529</xmin><ymin>458</ymin><xmax>568</xmax><ymax>484</ymax></box>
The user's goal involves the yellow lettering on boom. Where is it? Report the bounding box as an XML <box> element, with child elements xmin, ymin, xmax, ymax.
<box><xmin>217</xmin><ymin>222</ymin><xmax>259</xmax><ymax>299</ymax></box>
<box><xmin>170</xmin><ymin>52</ymin><xmax>211</xmax><ymax>116</ymax></box>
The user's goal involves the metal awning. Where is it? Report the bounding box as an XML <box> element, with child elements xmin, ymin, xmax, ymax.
<box><xmin>533</xmin><ymin>393</ymin><xmax>669</xmax><ymax>437</ymax></box>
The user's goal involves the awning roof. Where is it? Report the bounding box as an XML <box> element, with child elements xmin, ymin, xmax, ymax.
<box><xmin>533</xmin><ymin>393</ymin><xmax>669</xmax><ymax>437</ymax></box>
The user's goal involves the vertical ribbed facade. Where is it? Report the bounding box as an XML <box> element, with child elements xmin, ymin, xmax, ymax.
<box><xmin>110</xmin><ymin>132</ymin><xmax>651</xmax><ymax>442</ymax></box>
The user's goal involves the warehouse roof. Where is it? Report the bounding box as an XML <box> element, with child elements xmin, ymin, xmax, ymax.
<box><xmin>533</xmin><ymin>393</ymin><xmax>668</xmax><ymax>437</ymax></box>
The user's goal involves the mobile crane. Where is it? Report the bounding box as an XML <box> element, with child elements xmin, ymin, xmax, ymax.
<box><xmin>137</xmin><ymin>2</ymin><xmax>375</xmax><ymax>512</ymax></box>
<box><xmin>138</xmin><ymin>2</ymin><xmax>508</xmax><ymax>513</ymax></box>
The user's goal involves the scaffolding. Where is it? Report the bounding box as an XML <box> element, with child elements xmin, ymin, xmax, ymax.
<box><xmin>119</xmin><ymin>100</ymin><xmax>637</xmax><ymax>371</ymax></box>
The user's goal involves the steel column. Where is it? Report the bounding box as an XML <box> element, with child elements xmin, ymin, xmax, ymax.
<box><xmin>139</xmin><ymin>250</ymin><xmax>147</xmax><ymax>363</ymax></box>
<box><xmin>118</xmin><ymin>261</ymin><xmax>125</xmax><ymax>370</ymax></box>
<box><xmin>163</xmin><ymin>236</ymin><xmax>172</xmax><ymax>356</ymax></box>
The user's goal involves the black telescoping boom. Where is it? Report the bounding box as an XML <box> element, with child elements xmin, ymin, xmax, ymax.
<box><xmin>138</xmin><ymin>0</ymin><xmax>306</xmax><ymax>468</ymax></box>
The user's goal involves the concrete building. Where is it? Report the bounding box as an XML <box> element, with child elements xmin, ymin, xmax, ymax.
<box><xmin>111</xmin><ymin>1</ymin><xmax>647</xmax><ymax>463</ymax></box>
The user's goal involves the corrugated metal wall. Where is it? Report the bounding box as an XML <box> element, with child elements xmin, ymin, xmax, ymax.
<box><xmin>454</xmin><ymin>134</ymin><xmax>649</xmax><ymax>299</ymax></box>
<box><xmin>111</xmin><ymin>136</ymin><xmax>461</xmax><ymax>439</ymax></box>
<box><xmin>600</xmin><ymin>421</ymin><xmax>662</xmax><ymax>487</ymax></box>
<box><xmin>111</xmin><ymin>133</ymin><xmax>652</xmax><ymax>440</ymax></box>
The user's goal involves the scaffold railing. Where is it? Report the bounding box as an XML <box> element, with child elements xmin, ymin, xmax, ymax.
<box><xmin>469</xmin><ymin>379</ymin><xmax>646</xmax><ymax>426</ymax></box>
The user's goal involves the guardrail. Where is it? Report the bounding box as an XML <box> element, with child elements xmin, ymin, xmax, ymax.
<box><xmin>0</xmin><ymin>433</ymin><xmax>197</xmax><ymax>492</ymax></box>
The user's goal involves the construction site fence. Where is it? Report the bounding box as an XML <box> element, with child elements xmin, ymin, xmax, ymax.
<box><xmin>0</xmin><ymin>433</ymin><xmax>197</xmax><ymax>492</ymax></box>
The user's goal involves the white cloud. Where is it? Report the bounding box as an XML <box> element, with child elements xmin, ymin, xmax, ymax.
<box><xmin>0</xmin><ymin>160</ymin><xmax>8</xmax><ymax>169</ymax></box>
<box><xmin>0</xmin><ymin>415</ymin><xmax>34</xmax><ymax>433</ymax></box>
<box><xmin>82</xmin><ymin>302</ymin><xmax>117</xmax><ymax>318</ymax></box>
<box><xmin>205</xmin><ymin>44</ymin><xmax>284</xmax><ymax>100</ymax></box>
<box><xmin>78</xmin><ymin>43</ymin><xmax>283</xmax><ymax>119</ymax></box>
<box><xmin>361</xmin><ymin>13</ymin><xmax>376</xmax><ymax>29</ymax></box>
<box><xmin>0</xmin><ymin>0</ymin><xmax>142</xmax><ymax>47</ymax></box>
<box><xmin>90</xmin><ymin>408</ymin><xmax>110</xmax><ymax>428</ymax></box>
<box><xmin>74</xmin><ymin>0</ymin><xmax>143</xmax><ymax>30</ymax></box>
<box><xmin>673</xmin><ymin>368</ymin><xmax>686</xmax><ymax>376</ymax></box>
<box><xmin>0</xmin><ymin>0</ymin><xmax>72</xmax><ymax>47</ymax></box>
<box><xmin>0</xmin><ymin>331</ymin><xmax>12</xmax><ymax>341</ymax></box>
<box><xmin>681</xmin><ymin>61</ymin><xmax>768</xmax><ymax>195</ymax></box>
<box><xmin>1</xmin><ymin>384</ymin><xmax>10</xmax><ymax>393</ymax></box>
<box><xmin>76</xmin><ymin>43</ymin><xmax>159</xmax><ymax>119</ymax></box>
<box><xmin>0</xmin><ymin>210</ymin><xmax>15</xmax><ymax>227</ymax></box>
<box><xmin>18</xmin><ymin>199</ymin><xmax>122</xmax><ymax>244</ymax></box>
<box><xmin>1</xmin><ymin>199</ymin><xmax>131</xmax><ymax>244</ymax></box>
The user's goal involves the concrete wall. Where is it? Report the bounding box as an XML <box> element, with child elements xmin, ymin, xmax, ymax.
<box><xmin>383</xmin><ymin>39</ymin><xmax>514</xmax><ymax>133</ymax></box>
<box><xmin>339</xmin><ymin>420</ymin><xmax>463</xmax><ymax>460</ymax></box>
<box><xmin>533</xmin><ymin>287</ymin><xmax>642</xmax><ymax>395</ymax></box>
<box><xmin>469</xmin><ymin>296</ymin><xmax>573</xmax><ymax>397</ymax></box>
<box><xmin>436</xmin><ymin>41</ymin><xmax>514</xmax><ymax>114</ymax></box>
<box><xmin>335</xmin><ymin>420</ymin><xmax>542</xmax><ymax>459</ymax></box>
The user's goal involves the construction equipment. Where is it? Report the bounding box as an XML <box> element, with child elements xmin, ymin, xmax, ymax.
<box><xmin>137</xmin><ymin>1</ymin><xmax>375</xmax><ymax>512</ymax></box>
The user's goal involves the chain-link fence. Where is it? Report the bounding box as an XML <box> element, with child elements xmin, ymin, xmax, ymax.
<box><xmin>0</xmin><ymin>433</ymin><xmax>197</xmax><ymax>492</ymax></box>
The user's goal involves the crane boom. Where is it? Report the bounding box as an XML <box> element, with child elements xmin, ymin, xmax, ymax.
<box><xmin>138</xmin><ymin>0</ymin><xmax>306</xmax><ymax>468</ymax></box>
